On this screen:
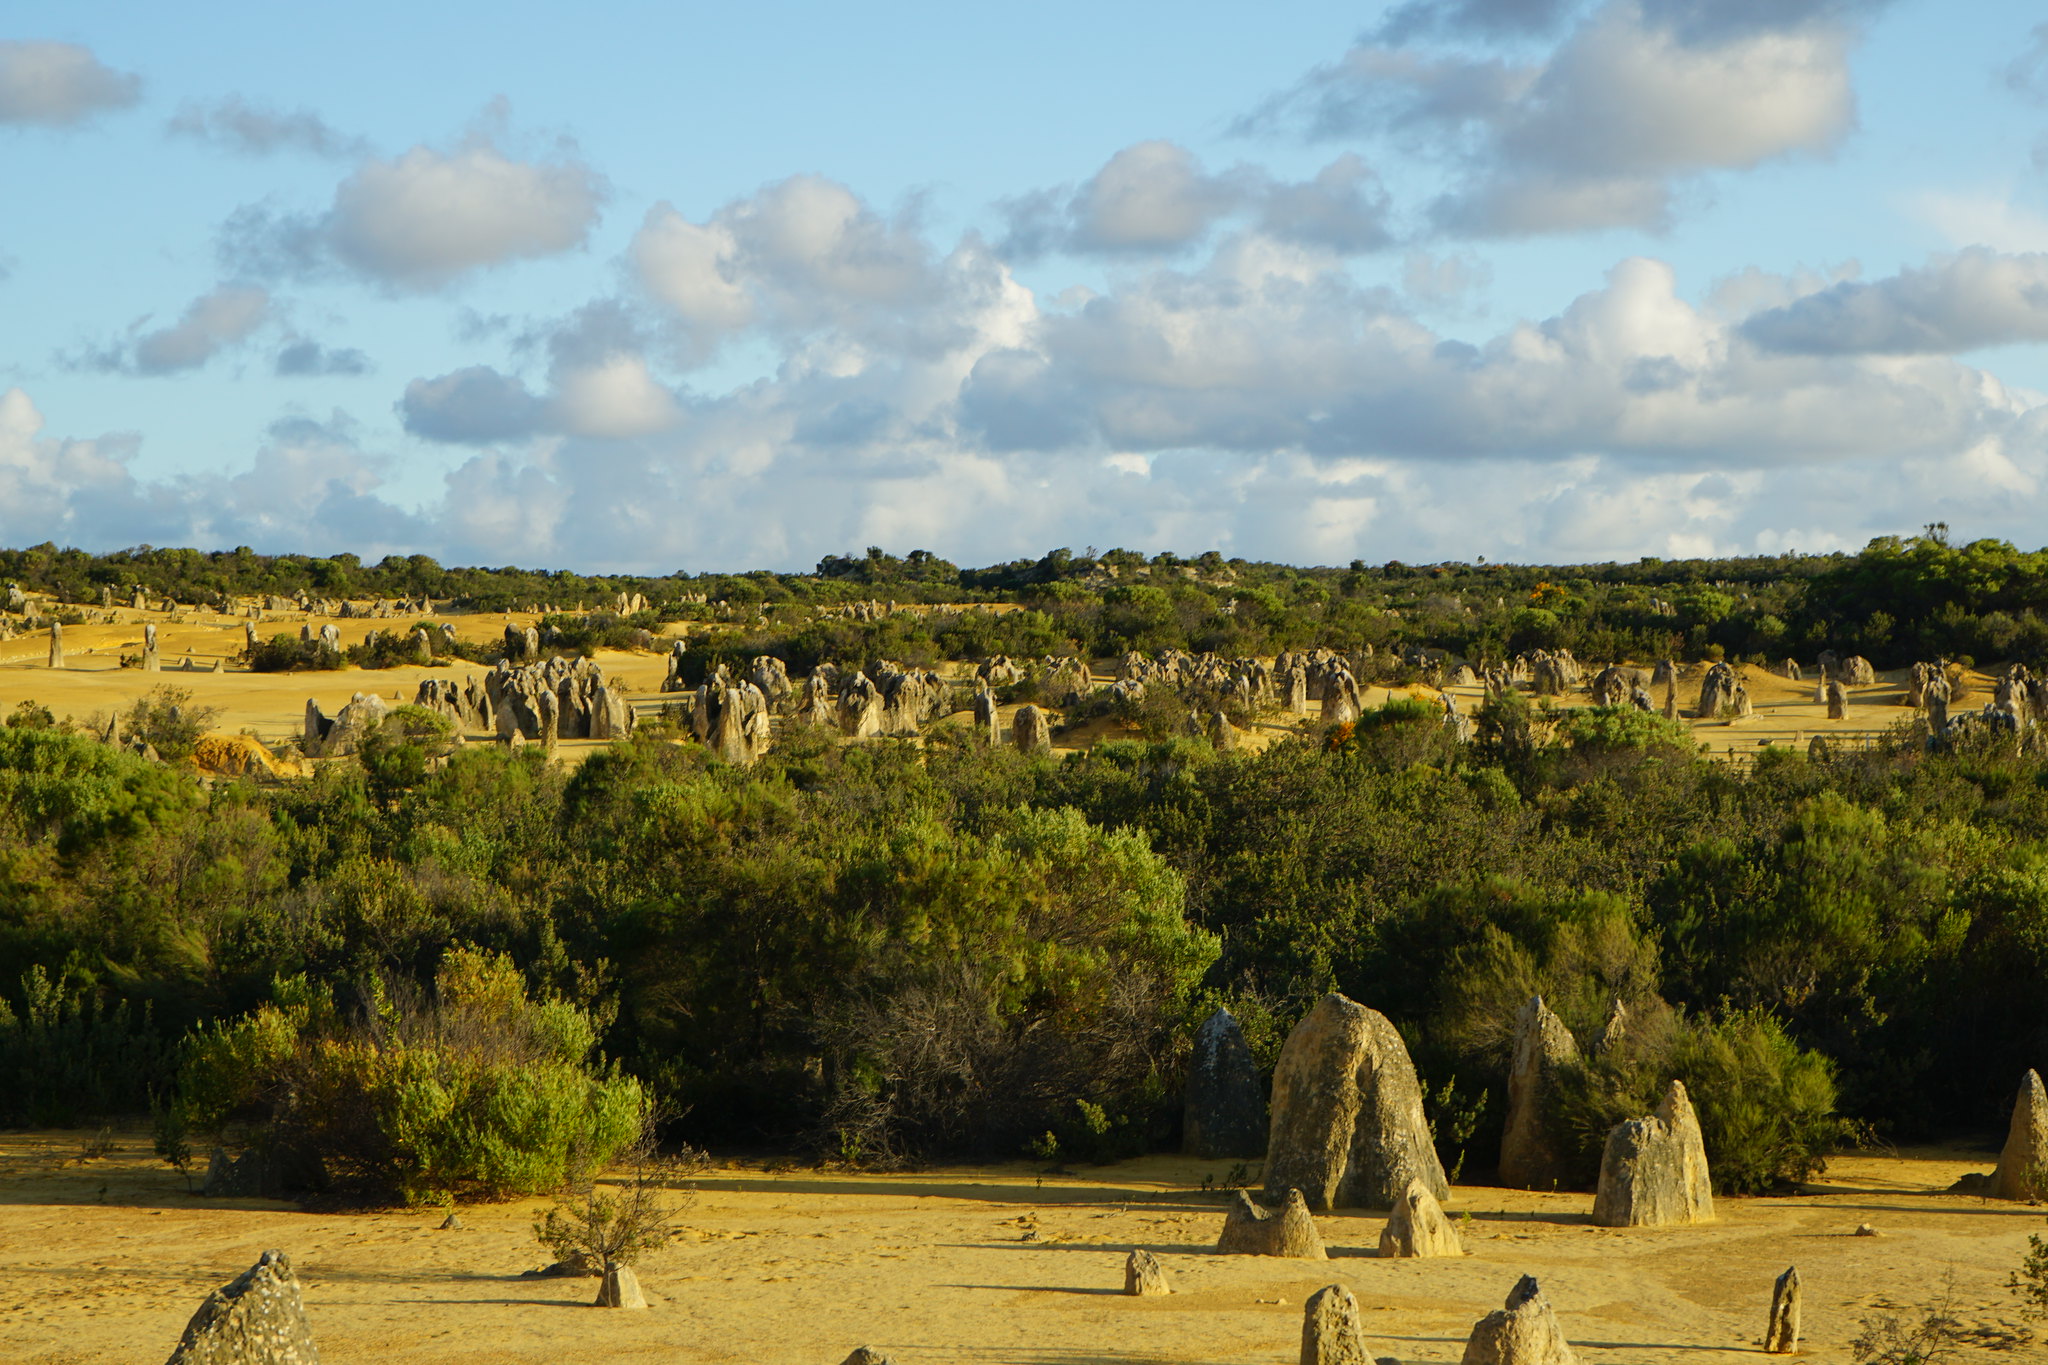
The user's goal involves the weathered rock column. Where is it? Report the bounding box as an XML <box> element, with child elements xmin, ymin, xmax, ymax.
<box><xmin>1301</xmin><ymin>1283</ymin><xmax>1372</xmax><ymax>1365</ymax></box>
<box><xmin>1461</xmin><ymin>1274</ymin><xmax>1579</xmax><ymax>1365</ymax></box>
<box><xmin>1379</xmin><ymin>1177</ymin><xmax>1463</xmax><ymax>1258</ymax></box>
<box><xmin>1765</xmin><ymin>1265</ymin><xmax>1800</xmax><ymax>1354</ymax></box>
<box><xmin>1991</xmin><ymin>1069</ymin><xmax>2048</xmax><ymax>1199</ymax></box>
<box><xmin>1265</xmin><ymin>992</ymin><xmax>1448</xmax><ymax>1209</ymax></box>
<box><xmin>1499</xmin><ymin>995</ymin><xmax>1579</xmax><ymax>1189</ymax></box>
<box><xmin>1183</xmin><ymin>1006</ymin><xmax>1266</xmax><ymax>1159</ymax></box>
<box><xmin>1591</xmin><ymin>1079</ymin><xmax>1714</xmax><ymax>1227</ymax></box>
<box><xmin>164</xmin><ymin>1248</ymin><xmax>318</xmax><ymax>1364</ymax></box>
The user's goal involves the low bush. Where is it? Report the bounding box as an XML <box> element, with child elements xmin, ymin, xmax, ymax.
<box><xmin>173</xmin><ymin>947</ymin><xmax>645</xmax><ymax>1205</ymax></box>
<box><xmin>1549</xmin><ymin>1008</ymin><xmax>1847</xmax><ymax>1194</ymax></box>
<box><xmin>121</xmin><ymin>685</ymin><xmax>220</xmax><ymax>762</ymax></box>
<box><xmin>0</xmin><ymin>965</ymin><xmax>166</xmax><ymax>1126</ymax></box>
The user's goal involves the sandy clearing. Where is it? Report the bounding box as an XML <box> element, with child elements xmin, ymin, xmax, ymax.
<box><xmin>0</xmin><ymin>1133</ymin><xmax>2035</xmax><ymax>1364</ymax></box>
<box><xmin>0</xmin><ymin>603</ymin><xmax>1974</xmax><ymax>766</ymax></box>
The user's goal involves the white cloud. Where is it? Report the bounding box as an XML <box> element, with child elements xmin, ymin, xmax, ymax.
<box><xmin>1742</xmin><ymin>249</ymin><xmax>2048</xmax><ymax>354</ymax></box>
<box><xmin>167</xmin><ymin>97</ymin><xmax>365</xmax><ymax>158</ymax></box>
<box><xmin>1246</xmin><ymin>0</ymin><xmax>1873</xmax><ymax>236</ymax></box>
<box><xmin>1062</xmin><ymin>141</ymin><xmax>1248</xmax><ymax>253</ymax></box>
<box><xmin>546</xmin><ymin>354</ymin><xmax>680</xmax><ymax>438</ymax></box>
<box><xmin>398</xmin><ymin>366</ymin><xmax>546</xmax><ymax>444</ymax></box>
<box><xmin>630</xmin><ymin>174</ymin><xmax>1032</xmax><ymax>374</ymax></box>
<box><xmin>76</xmin><ymin>284</ymin><xmax>273</xmax><ymax>375</ymax></box>
<box><xmin>0</xmin><ymin>41</ymin><xmax>139</xmax><ymax>127</ymax></box>
<box><xmin>223</xmin><ymin>120</ymin><xmax>607</xmax><ymax>291</ymax></box>
<box><xmin>328</xmin><ymin>141</ymin><xmax>603</xmax><ymax>288</ymax></box>
<box><xmin>1000</xmin><ymin>144</ymin><xmax>1390</xmax><ymax>259</ymax></box>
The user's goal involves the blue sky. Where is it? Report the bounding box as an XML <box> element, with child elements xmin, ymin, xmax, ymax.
<box><xmin>2</xmin><ymin>1</ymin><xmax>2045</xmax><ymax>571</ymax></box>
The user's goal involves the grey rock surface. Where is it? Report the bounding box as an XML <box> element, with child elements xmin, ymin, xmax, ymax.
<box><xmin>1460</xmin><ymin>1275</ymin><xmax>1578</xmax><ymax>1365</ymax></box>
<box><xmin>1591</xmin><ymin>1080</ymin><xmax>1715</xmax><ymax>1227</ymax></box>
<box><xmin>164</xmin><ymin>1248</ymin><xmax>318</xmax><ymax>1364</ymax></box>
<box><xmin>1379</xmin><ymin>1178</ymin><xmax>1462</xmax><ymax>1258</ymax></box>
<box><xmin>1499</xmin><ymin>996</ymin><xmax>1579</xmax><ymax>1190</ymax></box>
<box><xmin>1265</xmin><ymin>993</ymin><xmax>1449</xmax><ymax>1210</ymax></box>
<box><xmin>1183</xmin><ymin>1007</ymin><xmax>1266</xmax><ymax>1160</ymax></box>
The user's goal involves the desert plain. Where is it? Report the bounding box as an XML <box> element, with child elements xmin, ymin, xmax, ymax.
<box><xmin>0</xmin><ymin>598</ymin><xmax>1953</xmax><ymax>768</ymax></box>
<box><xmin>0</xmin><ymin>1131</ymin><xmax>2037</xmax><ymax>1365</ymax></box>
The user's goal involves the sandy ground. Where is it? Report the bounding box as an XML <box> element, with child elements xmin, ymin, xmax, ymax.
<box><xmin>0</xmin><ymin>606</ymin><xmax>673</xmax><ymax>762</ymax></box>
<box><xmin>0</xmin><ymin>601</ymin><xmax>1964</xmax><ymax>767</ymax></box>
<box><xmin>0</xmin><ymin>1133</ymin><xmax>2037</xmax><ymax>1364</ymax></box>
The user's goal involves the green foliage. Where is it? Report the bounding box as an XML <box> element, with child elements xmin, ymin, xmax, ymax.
<box><xmin>246</xmin><ymin>633</ymin><xmax>346</xmax><ymax>672</ymax></box>
<box><xmin>0</xmin><ymin>965</ymin><xmax>166</xmax><ymax>1126</ymax></box>
<box><xmin>1554</xmin><ymin>706</ymin><xmax>1693</xmax><ymax>756</ymax></box>
<box><xmin>174</xmin><ymin>949</ymin><xmax>645</xmax><ymax>1205</ymax></box>
<box><xmin>2011</xmin><ymin>1221</ymin><xmax>2048</xmax><ymax>1320</ymax></box>
<box><xmin>6</xmin><ymin>700</ymin><xmax>57</xmax><ymax>730</ymax></box>
<box><xmin>121</xmin><ymin>685</ymin><xmax>220</xmax><ymax>762</ymax></box>
<box><xmin>358</xmin><ymin>706</ymin><xmax>458</xmax><ymax>808</ymax></box>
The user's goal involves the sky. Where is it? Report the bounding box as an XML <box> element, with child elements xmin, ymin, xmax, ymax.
<box><xmin>2</xmin><ymin>1</ymin><xmax>2046</xmax><ymax>572</ymax></box>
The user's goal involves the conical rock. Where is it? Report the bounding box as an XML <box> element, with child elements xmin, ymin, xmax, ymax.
<box><xmin>1266</xmin><ymin>993</ymin><xmax>1448</xmax><ymax>1210</ymax></box>
<box><xmin>165</xmin><ymin>1248</ymin><xmax>319</xmax><ymax>1364</ymax></box>
<box><xmin>1216</xmin><ymin>1188</ymin><xmax>1325</xmax><ymax>1258</ymax></box>
<box><xmin>1301</xmin><ymin>1283</ymin><xmax>1372</xmax><ymax>1365</ymax></box>
<box><xmin>1499</xmin><ymin>995</ymin><xmax>1579</xmax><ymax>1189</ymax></box>
<box><xmin>1591</xmin><ymin>1080</ymin><xmax>1714</xmax><ymax>1227</ymax></box>
<box><xmin>1460</xmin><ymin>1274</ymin><xmax>1578</xmax><ymax>1365</ymax></box>
<box><xmin>1990</xmin><ymin>1069</ymin><xmax>2048</xmax><ymax>1200</ymax></box>
<box><xmin>1184</xmin><ymin>1006</ymin><xmax>1266</xmax><ymax>1159</ymax></box>
<box><xmin>1380</xmin><ymin>1178</ymin><xmax>1462</xmax><ymax>1258</ymax></box>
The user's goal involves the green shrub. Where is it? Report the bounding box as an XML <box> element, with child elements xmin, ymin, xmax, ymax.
<box><xmin>246</xmin><ymin>634</ymin><xmax>345</xmax><ymax>672</ymax></box>
<box><xmin>0</xmin><ymin>965</ymin><xmax>166</xmax><ymax>1126</ymax></box>
<box><xmin>1549</xmin><ymin>1008</ymin><xmax>1846</xmax><ymax>1194</ymax></box>
<box><xmin>174</xmin><ymin>947</ymin><xmax>645</xmax><ymax>1205</ymax></box>
<box><xmin>121</xmin><ymin>685</ymin><xmax>220</xmax><ymax>762</ymax></box>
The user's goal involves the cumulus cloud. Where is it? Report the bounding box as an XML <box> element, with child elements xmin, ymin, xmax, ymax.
<box><xmin>1742</xmin><ymin>249</ymin><xmax>2048</xmax><ymax>355</ymax></box>
<box><xmin>275</xmin><ymin>339</ymin><xmax>371</xmax><ymax>377</ymax></box>
<box><xmin>0</xmin><ymin>390</ymin><xmax>425</xmax><ymax>556</ymax></box>
<box><xmin>1257</xmin><ymin>155</ymin><xmax>1395</xmax><ymax>253</ymax></box>
<box><xmin>167</xmin><ymin>97</ymin><xmax>365</xmax><ymax>158</ymax></box>
<box><xmin>1246</xmin><ymin>0</ymin><xmax>1873</xmax><ymax>235</ymax></box>
<box><xmin>0</xmin><ymin>41</ymin><xmax>139</xmax><ymax>127</ymax></box>
<box><xmin>999</xmin><ymin>144</ymin><xmax>1390</xmax><ymax>259</ymax></box>
<box><xmin>959</xmin><ymin>243</ymin><xmax>2037</xmax><ymax>470</ymax></box>
<box><xmin>631</xmin><ymin>174</ymin><xmax>1027</xmax><ymax>367</ymax></box>
<box><xmin>401</xmin><ymin>301</ymin><xmax>684</xmax><ymax>444</ymax></box>
<box><xmin>224</xmin><ymin>120</ymin><xmax>607</xmax><ymax>290</ymax></box>
<box><xmin>399</xmin><ymin>365</ymin><xmax>546</xmax><ymax>444</ymax></box>
<box><xmin>1003</xmin><ymin>141</ymin><xmax>1250</xmax><ymax>257</ymax></box>
<box><xmin>77</xmin><ymin>284</ymin><xmax>272</xmax><ymax>375</ymax></box>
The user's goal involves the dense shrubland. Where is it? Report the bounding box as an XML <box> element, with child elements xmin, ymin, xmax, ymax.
<box><xmin>3</xmin><ymin>683</ymin><xmax>2048</xmax><ymax>1200</ymax></box>
<box><xmin>5</xmin><ymin>530</ymin><xmax>2048</xmax><ymax>1203</ymax></box>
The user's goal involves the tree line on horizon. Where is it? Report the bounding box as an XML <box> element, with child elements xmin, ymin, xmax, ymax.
<box><xmin>6</xmin><ymin>530</ymin><xmax>2048</xmax><ymax>671</ymax></box>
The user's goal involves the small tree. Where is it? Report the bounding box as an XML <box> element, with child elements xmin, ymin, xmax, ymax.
<box><xmin>532</xmin><ymin>1140</ymin><xmax>686</xmax><ymax>1275</ymax></box>
<box><xmin>1854</xmin><ymin>1274</ymin><xmax>1962</xmax><ymax>1365</ymax></box>
<box><xmin>122</xmin><ymin>685</ymin><xmax>220</xmax><ymax>762</ymax></box>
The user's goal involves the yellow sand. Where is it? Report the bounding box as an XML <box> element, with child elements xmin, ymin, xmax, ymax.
<box><xmin>0</xmin><ymin>600</ymin><xmax>1973</xmax><ymax>766</ymax></box>
<box><xmin>0</xmin><ymin>1132</ymin><xmax>2034</xmax><ymax>1364</ymax></box>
